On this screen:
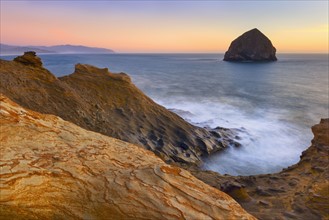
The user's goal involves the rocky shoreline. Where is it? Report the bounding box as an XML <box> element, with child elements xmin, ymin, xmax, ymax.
<box><xmin>1</xmin><ymin>52</ymin><xmax>328</xmax><ymax>219</ymax></box>
<box><xmin>0</xmin><ymin>52</ymin><xmax>239</xmax><ymax>166</ymax></box>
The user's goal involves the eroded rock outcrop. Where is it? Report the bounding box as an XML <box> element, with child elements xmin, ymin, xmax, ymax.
<box><xmin>13</xmin><ymin>51</ymin><xmax>43</xmax><ymax>67</ymax></box>
<box><xmin>0</xmin><ymin>52</ymin><xmax>239</xmax><ymax>165</ymax></box>
<box><xmin>223</xmin><ymin>28</ymin><xmax>277</xmax><ymax>62</ymax></box>
<box><xmin>192</xmin><ymin>119</ymin><xmax>329</xmax><ymax>219</ymax></box>
<box><xmin>0</xmin><ymin>95</ymin><xmax>255</xmax><ymax>220</ymax></box>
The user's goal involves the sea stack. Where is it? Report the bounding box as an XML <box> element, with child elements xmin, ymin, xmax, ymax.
<box><xmin>223</xmin><ymin>28</ymin><xmax>277</xmax><ymax>62</ymax></box>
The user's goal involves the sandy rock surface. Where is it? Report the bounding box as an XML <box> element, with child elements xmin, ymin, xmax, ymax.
<box><xmin>0</xmin><ymin>95</ymin><xmax>255</xmax><ymax>220</ymax></box>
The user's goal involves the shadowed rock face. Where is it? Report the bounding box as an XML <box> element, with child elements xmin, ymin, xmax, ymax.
<box><xmin>0</xmin><ymin>52</ymin><xmax>238</xmax><ymax>165</ymax></box>
<box><xmin>0</xmin><ymin>95</ymin><xmax>255</xmax><ymax>220</ymax></box>
<box><xmin>192</xmin><ymin>119</ymin><xmax>329</xmax><ymax>219</ymax></box>
<box><xmin>224</xmin><ymin>28</ymin><xmax>277</xmax><ymax>62</ymax></box>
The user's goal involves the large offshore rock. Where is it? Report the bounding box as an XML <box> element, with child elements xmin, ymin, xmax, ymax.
<box><xmin>224</xmin><ymin>28</ymin><xmax>277</xmax><ymax>62</ymax></box>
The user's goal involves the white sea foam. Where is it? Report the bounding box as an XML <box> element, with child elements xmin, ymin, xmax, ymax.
<box><xmin>157</xmin><ymin>99</ymin><xmax>312</xmax><ymax>176</ymax></box>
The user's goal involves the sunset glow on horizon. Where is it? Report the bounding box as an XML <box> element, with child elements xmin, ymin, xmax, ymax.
<box><xmin>1</xmin><ymin>1</ymin><xmax>328</xmax><ymax>53</ymax></box>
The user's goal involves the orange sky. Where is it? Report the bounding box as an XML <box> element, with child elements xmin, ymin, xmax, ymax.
<box><xmin>1</xmin><ymin>1</ymin><xmax>328</xmax><ymax>53</ymax></box>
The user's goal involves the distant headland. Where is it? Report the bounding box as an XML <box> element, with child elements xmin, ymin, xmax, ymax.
<box><xmin>0</xmin><ymin>43</ymin><xmax>114</xmax><ymax>55</ymax></box>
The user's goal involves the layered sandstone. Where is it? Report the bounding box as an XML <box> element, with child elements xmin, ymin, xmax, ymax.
<box><xmin>192</xmin><ymin>119</ymin><xmax>329</xmax><ymax>219</ymax></box>
<box><xmin>0</xmin><ymin>52</ymin><xmax>238</xmax><ymax>165</ymax></box>
<box><xmin>0</xmin><ymin>95</ymin><xmax>255</xmax><ymax>220</ymax></box>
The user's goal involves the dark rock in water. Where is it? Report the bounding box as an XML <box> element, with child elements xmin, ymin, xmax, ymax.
<box><xmin>223</xmin><ymin>28</ymin><xmax>277</xmax><ymax>62</ymax></box>
<box><xmin>13</xmin><ymin>51</ymin><xmax>43</xmax><ymax>67</ymax></box>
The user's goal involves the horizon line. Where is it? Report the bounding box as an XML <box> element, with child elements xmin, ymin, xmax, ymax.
<box><xmin>1</xmin><ymin>43</ymin><xmax>328</xmax><ymax>54</ymax></box>
<box><xmin>1</xmin><ymin>52</ymin><xmax>329</xmax><ymax>57</ymax></box>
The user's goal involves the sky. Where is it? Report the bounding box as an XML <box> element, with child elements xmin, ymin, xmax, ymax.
<box><xmin>0</xmin><ymin>0</ymin><xmax>328</xmax><ymax>53</ymax></box>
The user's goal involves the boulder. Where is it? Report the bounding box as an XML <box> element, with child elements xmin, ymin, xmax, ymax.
<box><xmin>223</xmin><ymin>28</ymin><xmax>277</xmax><ymax>62</ymax></box>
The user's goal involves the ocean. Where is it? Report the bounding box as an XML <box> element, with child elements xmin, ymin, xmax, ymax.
<box><xmin>2</xmin><ymin>53</ymin><xmax>328</xmax><ymax>175</ymax></box>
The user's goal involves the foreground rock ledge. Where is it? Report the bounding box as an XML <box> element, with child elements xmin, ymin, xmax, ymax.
<box><xmin>223</xmin><ymin>28</ymin><xmax>277</xmax><ymax>62</ymax></box>
<box><xmin>0</xmin><ymin>95</ymin><xmax>255</xmax><ymax>220</ymax></box>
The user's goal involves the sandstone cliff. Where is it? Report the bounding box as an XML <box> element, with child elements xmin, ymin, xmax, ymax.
<box><xmin>223</xmin><ymin>28</ymin><xmax>277</xmax><ymax>62</ymax></box>
<box><xmin>192</xmin><ymin>119</ymin><xmax>329</xmax><ymax>219</ymax></box>
<box><xmin>0</xmin><ymin>52</ymin><xmax>238</xmax><ymax>165</ymax></box>
<box><xmin>0</xmin><ymin>94</ymin><xmax>255</xmax><ymax>220</ymax></box>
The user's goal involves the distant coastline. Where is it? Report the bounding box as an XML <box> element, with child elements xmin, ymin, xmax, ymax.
<box><xmin>0</xmin><ymin>43</ymin><xmax>114</xmax><ymax>55</ymax></box>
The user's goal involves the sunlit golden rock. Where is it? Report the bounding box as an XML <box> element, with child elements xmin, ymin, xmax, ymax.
<box><xmin>0</xmin><ymin>95</ymin><xmax>255</xmax><ymax>220</ymax></box>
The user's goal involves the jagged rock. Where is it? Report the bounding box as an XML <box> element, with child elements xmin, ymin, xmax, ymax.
<box><xmin>223</xmin><ymin>28</ymin><xmax>277</xmax><ymax>62</ymax></box>
<box><xmin>0</xmin><ymin>94</ymin><xmax>255</xmax><ymax>220</ymax></box>
<box><xmin>192</xmin><ymin>119</ymin><xmax>329</xmax><ymax>219</ymax></box>
<box><xmin>0</xmin><ymin>54</ymin><xmax>238</xmax><ymax>165</ymax></box>
<box><xmin>74</xmin><ymin>63</ymin><xmax>132</xmax><ymax>82</ymax></box>
<box><xmin>13</xmin><ymin>51</ymin><xmax>43</xmax><ymax>67</ymax></box>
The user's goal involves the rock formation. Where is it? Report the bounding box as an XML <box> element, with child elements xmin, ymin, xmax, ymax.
<box><xmin>192</xmin><ymin>118</ymin><xmax>329</xmax><ymax>219</ymax></box>
<box><xmin>13</xmin><ymin>51</ymin><xmax>43</xmax><ymax>67</ymax></box>
<box><xmin>0</xmin><ymin>94</ymin><xmax>255</xmax><ymax>220</ymax></box>
<box><xmin>0</xmin><ymin>52</ymin><xmax>239</xmax><ymax>165</ymax></box>
<box><xmin>223</xmin><ymin>28</ymin><xmax>277</xmax><ymax>62</ymax></box>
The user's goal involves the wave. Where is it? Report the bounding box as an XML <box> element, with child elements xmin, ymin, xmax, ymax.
<box><xmin>158</xmin><ymin>99</ymin><xmax>312</xmax><ymax>175</ymax></box>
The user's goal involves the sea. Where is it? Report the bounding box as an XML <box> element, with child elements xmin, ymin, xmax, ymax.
<box><xmin>2</xmin><ymin>53</ymin><xmax>328</xmax><ymax>175</ymax></box>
